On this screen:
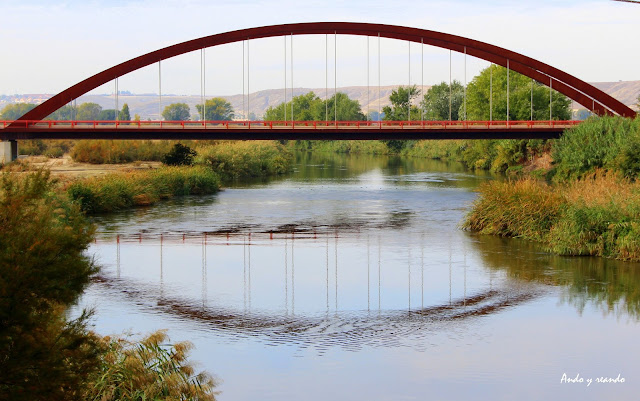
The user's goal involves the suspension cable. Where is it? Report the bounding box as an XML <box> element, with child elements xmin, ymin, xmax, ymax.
<box><xmin>464</xmin><ymin>46</ymin><xmax>467</xmax><ymax>121</ymax></box>
<box><xmin>158</xmin><ymin>61</ymin><xmax>161</xmax><ymax>121</ymax></box>
<box><xmin>247</xmin><ymin>38</ymin><xmax>250</xmax><ymax>120</ymax></box>
<box><xmin>378</xmin><ymin>33</ymin><xmax>381</xmax><ymax>123</ymax></box>
<box><xmin>242</xmin><ymin>41</ymin><xmax>245</xmax><ymax>120</ymax></box>
<box><xmin>284</xmin><ymin>36</ymin><xmax>287</xmax><ymax>121</ymax></box>
<box><xmin>449</xmin><ymin>50</ymin><xmax>452</xmax><ymax>121</ymax></box>
<box><xmin>490</xmin><ymin>64</ymin><xmax>493</xmax><ymax>122</ymax></box>
<box><xmin>507</xmin><ymin>59</ymin><xmax>510</xmax><ymax>123</ymax></box>
<box><xmin>325</xmin><ymin>34</ymin><xmax>328</xmax><ymax>122</ymax></box>
<box><xmin>408</xmin><ymin>40</ymin><xmax>410</xmax><ymax>122</ymax></box>
<box><xmin>531</xmin><ymin>78</ymin><xmax>534</xmax><ymax>121</ymax></box>
<box><xmin>291</xmin><ymin>33</ymin><xmax>294</xmax><ymax>122</ymax></box>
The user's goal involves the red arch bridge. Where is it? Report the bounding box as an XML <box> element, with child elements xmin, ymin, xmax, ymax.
<box><xmin>1</xmin><ymin>22</ymin><xmax>635</xmax><ymax>158</ymax></box>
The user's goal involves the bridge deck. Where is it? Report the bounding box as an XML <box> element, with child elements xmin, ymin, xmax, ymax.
<box><xmin>0</xmin><ymin>120</ymin><xmax>579</xmax><ymax>140</ymax></box>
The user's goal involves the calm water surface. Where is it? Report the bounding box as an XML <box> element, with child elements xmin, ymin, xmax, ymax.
<box><xmin>78</xmin><ymin>153</ymin><xmax>640</xmax><ymax>400</ymax></box>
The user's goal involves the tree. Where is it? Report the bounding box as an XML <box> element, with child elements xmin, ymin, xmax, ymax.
<box><xmin>421</xmin><ymin>80</ymin><xmax>464</xmax><ymax>121</ymax></box>
<box><xmin>196</xmin><ymin>97</ymin><xmax>234</xmax><ymax>120</ymax></box>
<box><xmin>98</xmin><ymin>109</ymin><xmax>116</xmax><ymax>120</ymax></box>
<box><xmin>76</xmin><ymin>102</ymin><xmax>103</xmax><ymax>120</ymax></box>
<box><xmin>328</xmin><ymin>92</ymin><xmax>366</xmax><ymax>121</ymax></box>
<box><xmin>163</xmin><ymin>143</ymin><xmax>197</xmax><ymax>166</ymax></box>
<box><xmin>46</xmin><ymin>105</ymin><xmax>77</xmax><ymax>121</ymax></box>
<box><xmin>264</xmin><ymin>92</ymin><xmax>322</xmax><ymax>121</ymax></box>
<box><xmin>0</xmin><ymin>170</ymin><xmax>100</xmax><ymax>400</ymax></box>
<box><xmin>382</xmin><ymin>85</ymin><xmax>421</xmax><ymax>121</ymax></box>
<box><xmin>0</xmin><ymin>103</ymin><xmax>36</xmax><ymax>120</ymax></box>
<box><xmin>264</xmin><ymin>92</ymin><xmax>365</xmax><ymax>121</ymax></box>
<box><xmin>118</xmin><ymin>103</ymin><xmax>130</xmax><ymax>121</ymax></box>
<box><xmin>464</xmin><ymin>65</ymin><xmax>571</xmax><ymax>121</ymax></box>
<box><xmin>162</xmin><ymin>103</ymin><xmax>191</xmax><ymax>121</ymax></box>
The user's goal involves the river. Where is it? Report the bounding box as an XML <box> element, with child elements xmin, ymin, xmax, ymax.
<box><xmin>78</xmin><ymin>152</ymin><xmax>640</xmax><ymax>400</ymax></box>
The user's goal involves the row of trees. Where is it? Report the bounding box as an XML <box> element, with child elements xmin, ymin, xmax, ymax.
<box><xmin>1</xmin><ymin>66</ymin><xmax>572</xmax><ymax>123</ymax></box>
<box><xmin>0</xmin><ymin>102</ymin><xmax>133</xmax><ymax>121</ymax></box>
<box><xmin>161</xmin><ymin>98</ymin><xmax>235</xmax><ymax>121</ymax></box>
<box><xmin>264</xmin><ymin>92</ymin><xmax>366</xmax><ymax>121</ymax></box>
<box><xmin>382</xmin><ymin>65</ymin><xmax>571</xmax><ymax>122</ymax></box>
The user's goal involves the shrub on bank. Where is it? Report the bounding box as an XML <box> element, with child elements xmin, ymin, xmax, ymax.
<box><xmin>0</xmin><ymin>170</ymin><xmax>100</xmax><ymax>399</ymax></box>
<box><xmin>463</xmin><ymin>178</ymin><xmax>565</xmax><ymax>242</ymax></box>
<box><xmin>196</xmin><ymin>141</ymin><xmax>293</xmax><ymax>180</ymax></box>
<box><xmin>71</xmin><ymin>140</ymin><xmax>180</xmax><ymax>164</ymax></box>
<box><xmin>552</xmin><ymin>116</ymin><xmax>640</xmax><ymax>181</ymax></box>
<box><xmin>86</xmin><ymin>330</ymin><xmax>218</xmax><ymax>401</ymax></box>
<box><xmin>67</xmin><ymin>166</ymin><xmax>220</xmax><ymax>213</ymax></box>
<box><xmin>19</xmin><ymin>139</ymin><xmax>74</xmax><ymax>157</ymax></box>
<box><xmin>464</xmin><ymin>173</ymin><xmax>640</xmax><ymax>261</ymax></box>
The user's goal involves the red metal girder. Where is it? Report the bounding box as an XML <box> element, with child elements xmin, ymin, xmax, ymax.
<box><xmin>13</xmin><ymin>22</ymin><xmax>635</xmax><ymax>126</ymax></box>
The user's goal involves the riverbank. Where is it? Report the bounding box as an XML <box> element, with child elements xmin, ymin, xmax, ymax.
<box><xmin>463</xmin><ymin>117</ymin><xmax>640</xmax><ymax>261</ymax></box>
<box><xmin>294</xmin><ymin>136</ymin><xmax>548</xmax><ymax>175</ymax></box>
<box><xmin>294</xmin><ymin>117</ymin><xmax>640</xmax><ymax>262</ymax></box>
<box><xmin>5</xmin><ymin>140</ymin><xmax>295</xmax><ymax>215</ymax></box>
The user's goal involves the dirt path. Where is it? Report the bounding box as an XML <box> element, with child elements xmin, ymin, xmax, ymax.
<box><xmin>18</xmin><ymin>155</ymin><xmax>162</xmax><ymax>178</ymax></box>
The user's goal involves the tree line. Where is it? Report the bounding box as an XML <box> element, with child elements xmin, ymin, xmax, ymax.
<box><xmin>1</xmin><ymin>65</ymin><xmax>572</xmax><ymax>123</ymax></box>
<box><xmin>0</xmin><ymin>102</ymin><xmax>133</xmax><ymax>121</ymax></box>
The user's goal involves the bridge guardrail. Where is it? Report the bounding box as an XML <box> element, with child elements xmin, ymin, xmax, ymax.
<box><xmin>1</xmin><ymin>120</ymin><xmax>582</xmax><ymax>130</ymax></box>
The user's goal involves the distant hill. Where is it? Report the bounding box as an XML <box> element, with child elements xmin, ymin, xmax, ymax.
<box><xmin>3</xmin><ymin>80</ymin><xmax>638</xmax><ymax>119</ymax></box>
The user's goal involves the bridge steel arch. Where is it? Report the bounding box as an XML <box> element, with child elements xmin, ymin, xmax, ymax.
<box><xmin>16</xmin><ymin>22</ymin><xmax>636</xmax><ymax>123</ymax></box>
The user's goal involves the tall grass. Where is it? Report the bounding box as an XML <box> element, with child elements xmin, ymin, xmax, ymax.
<box><xmin>71</xmin><ymin>140</ymin><xmax>183</xmax><ymax>164</ymax></box>
<box><xmin>463</xmin><ymin>179</ymin><xmax>565</xmax><ymax>242</ymax></box>
<box><xmin>295</xmin><ymin>140</ymin><xmax>392</xmax><ymax>155</ymax></box>
<box><xmin>297</xmin><ymin>138</ymin><xmax>546</xmax><ymax>173</ymax></box>
<box><xmin>86</xmin><ymin>330</ymin><xmax>218</xmax><ymax>401</ymax></box>
<box><xmin>19</xmin><ymin>139</ymin><xmax>74</xmax><ymax>158</ymax></box>
<box><xmin>195</xmin><ymin>141</ymin><xmax>293</xmax><ymax>180</ymax></box>
<box><xmin>552</xmin><ymin>116</ymin><xmax>640</xmax><ymax>180</ymax></box>
<box><xmin>464</xmin><ymin>172</ymin><xmax>640</xmax><ymax>261</ymax></box>
<box><xmin>67</xmin><ymin>166</ymin><xmax>220</xmax><ymax>214</ymax></box>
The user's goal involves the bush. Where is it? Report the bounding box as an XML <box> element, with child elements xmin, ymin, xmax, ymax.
<box><xmin>0</xmin><ymin>170</ymin><xmax>100</xmax><ymax>399</ymax></box>
<box><xmin>163</xmin><ymin>143</ymin><xmax>197</xmax><ymax>166</ymax></box>
<box><xmin>196</xmin><ymin>141</ymin><xmax>294</xmax><ymax>180</ymax></box>
<box><xmin>67</xmin><ymin>166</ymin><xmax>220</xmax><ymax>214</ymax></box>
<box><xmin>71</xmin><ymin>140</ymin><xmax>179</xmax><ymax>164</ymax></box>
<box><xmin>86</xmin><ymin>330</ymin><xmax>218</xmax><ymax>401</ymax></box>
<box><xmin>463</xmin><ymin>178</ymin><xmax>565</xmax><ymax>242</ymax></box>
<box><xmin>464</xmin><ymin>172</ymin><xmax>640</xmax><ymax>261</ymax></box>
<box><xmin>551</xmin><ymin>116</ymin><xmax>640</xmax><ymax>181</ymax></box>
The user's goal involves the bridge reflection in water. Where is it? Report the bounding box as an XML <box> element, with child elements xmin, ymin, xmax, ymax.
<box><xmin>91</xmin><ymin>227</ymin><xmax>640</xmax><ymax>352</ymax></box>
<box><xmin>94</xmin><ymin>229</ymin><xmax>553</xmax><ymax>352</ymax></box>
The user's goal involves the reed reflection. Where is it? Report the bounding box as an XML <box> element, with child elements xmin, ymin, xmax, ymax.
<box><xmin>470</xmin><ymin>234</ymin><xmax>640</xmax><ymax>320</ymax></box>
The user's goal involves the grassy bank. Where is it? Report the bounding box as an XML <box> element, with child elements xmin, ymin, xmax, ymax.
<box><xmin>464</xmin><ymin>116</ymin><xmax>640</xmax><ymax>261</ymax></box>
<box><xmin>463</xmin><ymin>174</ymin><xmax>640</xmax><ymax>261</ymax></box>
<box><xmin>67</xmin><ymin>166</ymin><xmax>220</xmax><ymax>214</ymax></box>
<box><xmin>196</xmin><ymin>141</ymin><xmax>294</xmax><ymax>180</ymax></box>
<box><xmin>295</xmin><ymin>138</ymin><xmax>548</xmax><ymax>174</ymax></box>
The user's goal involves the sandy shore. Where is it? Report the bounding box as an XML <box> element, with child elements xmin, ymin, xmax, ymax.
<box><xmin>17</xmin><ymin>155</ymin><xmax>162</xmax><ymax>178</ymax></box>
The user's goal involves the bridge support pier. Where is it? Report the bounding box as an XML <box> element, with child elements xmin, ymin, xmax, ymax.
<box><xmin>0</xmin><ymin>140</ymin><xmax>18</xmax><ymax>164</ymax></box>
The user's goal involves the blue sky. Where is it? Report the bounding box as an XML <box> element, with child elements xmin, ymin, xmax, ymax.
<box><xmin>1</xmin><ymin>0</ymin><xmax>638</xmax><ymax>96</ymax></box>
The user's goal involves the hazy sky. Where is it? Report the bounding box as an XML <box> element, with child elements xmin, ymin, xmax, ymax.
<box><xmin>1</xmin><ymin>0</ymin><xmax>638</xmax><ymax>96</ymax></box>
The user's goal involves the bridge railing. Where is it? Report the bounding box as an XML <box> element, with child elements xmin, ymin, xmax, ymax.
<box><xmin>1</xmin><ymin>120</ymin><xmax>582</xmax><ymax>130</ymax></box>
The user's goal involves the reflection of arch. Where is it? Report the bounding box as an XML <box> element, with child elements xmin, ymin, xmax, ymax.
<box><xmin>16</xmin><ymin>22</ymin><xmax>635</xmax><ymax>124</ymax></box>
